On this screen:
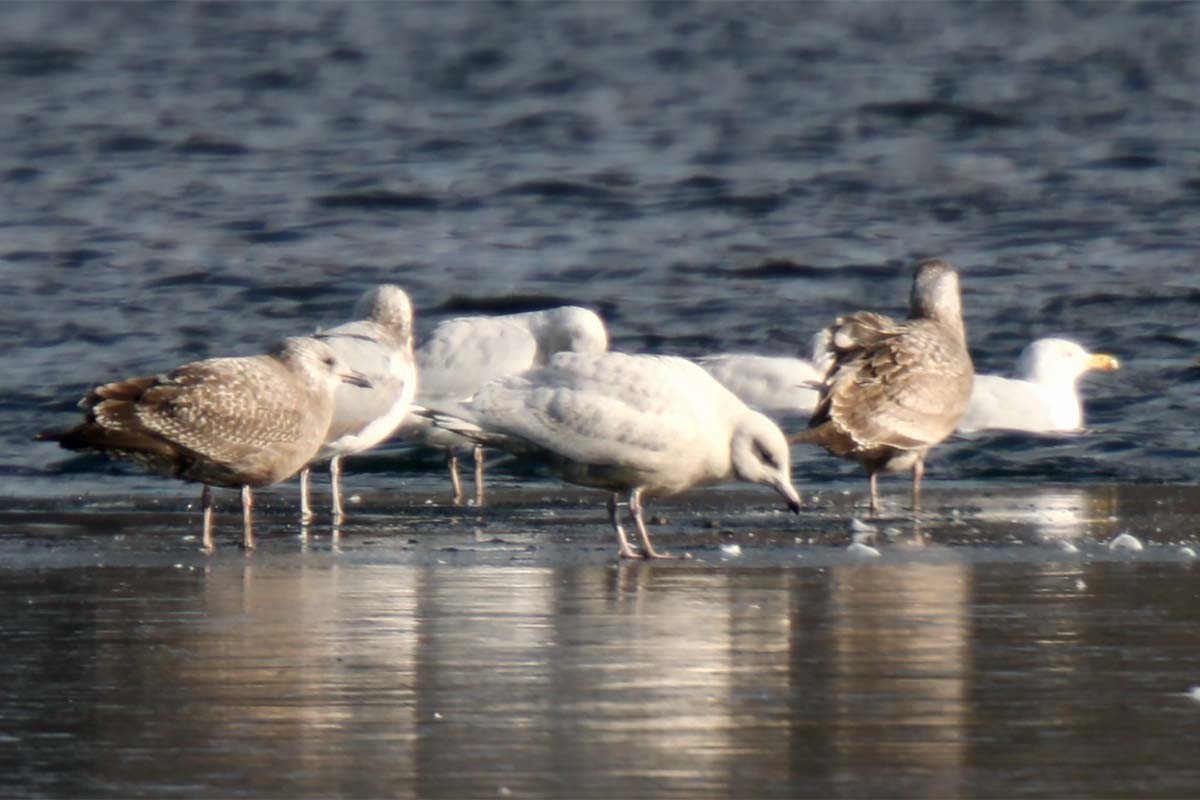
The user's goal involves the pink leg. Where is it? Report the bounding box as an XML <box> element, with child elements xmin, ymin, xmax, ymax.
<box><xmin>868</xmin><ymin>471</ymin><xmax>880</xmax><ymax>517</ymax></box>
<box><xmin>447</xmin><ymin>451</ymin><xmax>464</xmax><ymax>505</ymax></box>
<box><xmin>473</xmin><ymin>445</ymin><xmax>486</xmax><ymax>507</ymax></box>
<box><xmin>630</xmin><ymin>488</ymin><xmax>688</xmax><ymax>560</ymax></box>
<box><xmin>299</xmin><ymin>466</ymin><xmax>314</xmax><ymax>524</ymax></box>
<box><xmin>608</xmin><ymin>493</ymin><xmax>641</xmax><ymax>559</ymax></box>
<box><xmin>331</xmin><ymin>455</ymin><xmax>345</xmax><ymax>523</ymax></box>
<box><xmin>911</xmin><ymin>457</ymin><xmax>924</xmax><ymax>514</ymax></box>
<box><xmin>201</xmin><ymin>485</ymin><xmax>215</xmax><ymax>554</ymax></box>
<box><xmin>241</xmin><ymin>485</ymin><xmax>256</xmax><ymax>552</ymax></box>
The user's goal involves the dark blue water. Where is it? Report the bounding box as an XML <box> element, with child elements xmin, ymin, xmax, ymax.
<box><xmin>4</xmin><ymin>3</ymin><xmax>1200</xmax><ymax>797</ymax></box>
<box><xmin>5</xmin><ymin>0</ymin><xmax>1199</xmax><ymax>498</ymax></box>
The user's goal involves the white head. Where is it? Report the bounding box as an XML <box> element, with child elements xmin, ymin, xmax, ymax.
<box><xmin>1016</xmin><ymin>338</ymin><xmax>1120</xmax><ymax>388</ymax></box>
<box><xmin>529</xmin><ymin>306</ymin><xmax>609</xmax><ymax>357</ymax></box>
<box><xmin>729</xmin><ymin>410</ymin><xmax>802</xmax><ymax>514</ymax></box>
<box><xmin>355</xmin><ymin>285</ymin><xmax>415</xmax><ymax>342</ymax></box>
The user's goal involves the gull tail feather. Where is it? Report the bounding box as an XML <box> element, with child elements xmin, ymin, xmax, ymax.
<box><xmin>412</xmin><ymin>405</ymin><xmax>494</xmax><ymax>445</ymax></box>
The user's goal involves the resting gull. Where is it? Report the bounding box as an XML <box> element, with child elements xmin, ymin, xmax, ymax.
<box><xmin>298</xmin><ymin>285</ymin><xmax>417</xmax><ymax>523</ymax></box>
<box><xmin>426</xmin><ymin>351</ymin><xmax>801</xmax><ymax>559</ymax></box>
<box><xmin>957</xmin><ymin>338</ymin><xmax>1119</xmax><ymax>434</ymax></box>
<box><xmin>702</xmin><ymin>335</ymin><xmax>1117</xmax><ymax>439</ymax></box>
<box><xmin>36</xmin><ymin>337</ymin><xmax>369</xmax><ymax>551</ymax></box>
<box><xmin>397</xmin><ymin>305</ymin><xmax>608</xmax><ymax>505</ymax></box>
<box><xmin>696</xmin><ymin>331</ymin><xmax>831</xmax><ymax>417</ymax></box>
<box><xmin>796</xmin><ymin>259</ymin><xmax>974</xmax><ymax>515</ymax></box>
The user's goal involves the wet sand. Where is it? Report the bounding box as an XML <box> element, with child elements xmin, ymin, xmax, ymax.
<box><xmin>4</xmin><ymin>483</ymin><xmax>1200</xmax><ymax>797</ymax></box>
<box><xmin>1</xmin><ymin>481</ymin><xmax>1195</xmax><ymax>567</ymax></box>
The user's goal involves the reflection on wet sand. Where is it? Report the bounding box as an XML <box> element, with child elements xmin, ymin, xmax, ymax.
<box><xmin>90</xmin><ymin>564</ymin><xmax>424</xmax><ymax>796</ymax></box>
<box><xmin>966</xmin><ymin>486</ymin><xmax>1120</xmax><ymax>542</ymax></box>
<box><xmin>415</xmin><ymin>564</ymin><xmax>788</xmax><ymax>797</ymax></box>
<box><xmin>830</xmin><ymin>562</ymin><xmax>969</xmax><ymax>798</ymax></box>
<box><xmin>6</xmin><ymin>527</ymin><xmax>1200</xmax><ymax>797</ymax></box>
<box><xmin>76</xmin><ymin>561</ymin><xmax>984</xmax><ymax>797</ymax></box>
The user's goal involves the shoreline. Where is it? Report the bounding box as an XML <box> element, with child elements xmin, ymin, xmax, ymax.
<box><xmin>1</xmin><ymin>482</ymin><xmax>1197</xmax><ymax>569</ymax></box>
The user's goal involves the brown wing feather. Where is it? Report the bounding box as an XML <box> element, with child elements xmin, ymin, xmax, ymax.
<box><xmin>132</xmin><ymin>359</ymin><xmax>312</xmax><ymax>469</ymax></box>
<box><xmin>808</xmin><ymin>312</ymin><xmax>902</xmax><ymax>431</ymax></box>
<box><xmin>83</xmin><ymin>375</ymin><xmax>160</xmax><ymax>407</ymax></box>
<box><xmin>808</xmin><ymin>312</ymin><xmax>972</xmax><ymax>455</ymax></box>
<box><xmin>42</xmin><ymin>357</ymin><xmax>324</xmax><ymax>486</ymax></box>
<box><xmin>38</xmin><ymin>417</ymin><xmax>179</xmax><ymax>459</ymax></box>
<box><xmin>38</xmin><ymin>374</ymin><xmax>190</xmax><ymax>474</ymax></box>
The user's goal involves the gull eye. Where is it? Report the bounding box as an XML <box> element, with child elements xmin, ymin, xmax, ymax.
<box><xmin>754</xmin><ymin>442</ymin><xmax>777</xmax><ymax>469</ymax></box>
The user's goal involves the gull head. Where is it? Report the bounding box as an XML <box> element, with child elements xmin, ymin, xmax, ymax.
<box><xmin>537</xmin><ymin>306</ymin><xmax>609</xmax><ymax>354</ymax></box>
<box><xmin>273</xmin><ymin>337</ymin><xmax>372</xmax><ymax>392</ymax></box>
<box><xmin>355</xmin><ymin>284</ymin><xmax>415</xmax><ymax>341</ymax></box>
<box><xmin>909</xmin><ymin>259</ymin><xmax>964</xmax><ymax>330</ymax></box>
<box><xmin>730</xmin><ymin>411</ymin><xmax>802</xmax><ymax>514</ymax></box>
<box><xmin>1017</xmin><ymin>338</ymin><xmax>1120</xmax><ymax>387</ymax></box>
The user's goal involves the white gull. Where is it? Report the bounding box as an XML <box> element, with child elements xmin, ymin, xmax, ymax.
<box><xmin>957</xmin><ymin>338</ymin><xmax>1119</xmax><ymax>434</ymax></box>
<box><xmin>299</xmin><ymin>285</ymin><xmax>417</xmax><ymax>523</ymax></box>
<box><xmin>397</xmin><ymin>305</ymin><xmax>608</xmax><ymax>505</ymax></box>
<box><xmin>427</xmin><ymin>351</ymin><xmax>801</xmax><ymax>559</ymax></box>
<box><xmin>696</xmin><ymin>331</ymin><xmax>830</xmax><ymax>417</ymax></box>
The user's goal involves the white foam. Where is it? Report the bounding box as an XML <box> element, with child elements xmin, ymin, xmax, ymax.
<box><xmin>1107</xmin><ymin>532</ymin><xmax>1144</xmax><ymax>551</ymax></box>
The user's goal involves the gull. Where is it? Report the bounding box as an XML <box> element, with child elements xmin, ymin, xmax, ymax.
<box><xmin>397</xmin><ymin>305</ymin><xmax>608</xmax><ymax>505</ymax></box>
<box><xmin>36</xmin><ymin>337</ymin><xmax>369</xmax><ymax>551</ymax></box>
<box><xmin>426</xmin><ymin>351</ymin><xmax>801</xmax><ymax>559</ymax></box>
<box><xmin>696</xmin><ymin>331</ymin><xmax>831</xmax><ymax>417</ymax></box>
<box><xmin>795</xmin><ymin>259</ymin><xmax>974</xmax><ymax>515</ymax></box>
<box><xmin>957</xmin><ymin>338</ymin><xmax>1119</xmax><ymax>433</ymax></box>
<box><xmin>704</xmin><ymin>335</ymin><xmax>1117</xmax><ymax>437</ymax></box>
<box><xmin>298</xmin><ymin>285</ymin><xmax>417</xmax><ymax>523</ymax></box>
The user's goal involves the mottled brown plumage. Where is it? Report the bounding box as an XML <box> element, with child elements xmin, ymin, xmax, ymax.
<box><xmin>800</xmin><ymin>259</ymin><xmax>974</xmax><ymax>514</ymax></box>
<box><xmin>37</xmin><ymin>337</ymin><xmax>365</xmax><ymax>551</ymax></box>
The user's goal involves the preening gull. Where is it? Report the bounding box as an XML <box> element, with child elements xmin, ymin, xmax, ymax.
<box><xmin>36</xmin><ymin>337</ymin><xmax>369</xmax><ymax>551</ymax></box>
<box><xmin>397</xmin><ymin>305</ymin><xmax>609</xmax><ymax>505</ymax></box>
<box><xmin>426</xmin><ymin>351</ymin><xmax>801</xmax><ymax>559</ymax></box>
<box><xmin>298</xmin><ymin>285</ymin><xmax>417</xmax><ymax>523</ymax></box>
<box><xmin>957</xmin><ymin>338</ymin><xmax>1119</xmax><ymax>434</ymax></box>
<box><xmin>797</xmin><ymin>259</ymin><xmax>974</xmax><ymax>515</ymax></box>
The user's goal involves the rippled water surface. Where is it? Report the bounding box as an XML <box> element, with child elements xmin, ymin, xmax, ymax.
<box><xmin>4</xmin><ymin>1</ymin><xmax>1200</xmax><ymax>796</ymax></box>
<box><xmin>5</xmin><ymin>0</ymin><xmax>1200</xmax><ymax>489</ymax></box>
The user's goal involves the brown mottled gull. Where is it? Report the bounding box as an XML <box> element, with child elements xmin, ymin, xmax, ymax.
<box><xmin>425</xmin><ymin>351</ymin><xmax>801</xmax><ymax>559</ymax></box>
<box><xmin>36</xmin><ymin>337</ymin><xmax>369</xmax><ymax>551</ymax></box>
<box><xmin>298</xmin><ymin>285</ymin><xmax>417</xmax><ymax>524</ymax></box>
<box><xmin>796</xmin><ymin>259</ymin><xmax>974</xmax><ymax>515</ymax></box>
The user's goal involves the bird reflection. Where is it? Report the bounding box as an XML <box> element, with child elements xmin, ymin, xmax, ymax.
<box><xmin>829</xmin><ymin>562</ymin><xmax>970</xmax><ymax>797</ymax></box>
<box><xmin>76</xmin><ymin>554</ymin><xmax>1098</xmax><ymax>797</ymax></box>
<box><xmin>969</xmin><ymin>486</ymin><xmax>1120</xmax><ymax>542</ymax></box>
